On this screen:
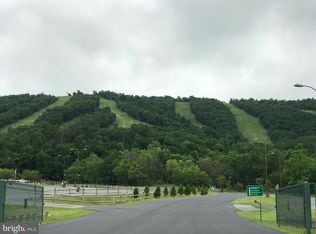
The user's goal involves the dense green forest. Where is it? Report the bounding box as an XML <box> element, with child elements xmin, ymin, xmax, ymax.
<box><xmin>0</xmin><ymin>92</ymin><xmax>315</xmax><ymax>189</ymax></box>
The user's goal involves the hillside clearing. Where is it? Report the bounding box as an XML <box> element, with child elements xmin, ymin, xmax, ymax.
<box><xmin>1</xmin><ymin>96</ymin><xmax>70</xmax><ymax>132</ymax></box>
<box><xmin>226</xmin><ymin>103</ymin><xmax>272</xmax><ymax>144</ymax></box>
<box><xmin>175</xmin><ymin>102</ymin><xmax>203</xmax><ymax>128</ymax></box>
<box><xmin>303</xmin><ymin>110</ymin><xmax>316</xmax><ymax>116</ymax></box>
<box><xmin>99</xmin><ymin>98</ymin><xmax>144</xmax><ymax>128</ymax></box>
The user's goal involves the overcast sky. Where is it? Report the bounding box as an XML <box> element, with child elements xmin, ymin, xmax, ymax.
<box><xmin>0</xmin><ymin>0</ymin><xmax>315</xmax><ymax>101</ymax></box>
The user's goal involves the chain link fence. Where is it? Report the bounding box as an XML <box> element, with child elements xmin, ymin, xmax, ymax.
<box><xmin>0</xmin><ymin>181</ymin><xmax>43</xmax><ymax>223</ymax></box>
<box><xmin>276</xmin><ymin>182</ymin><xmax>315</xmax><ymax>234</ymax></box>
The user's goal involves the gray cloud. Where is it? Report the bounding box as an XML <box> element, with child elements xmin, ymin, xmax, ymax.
<box><xmin>0</xmin><ymin>0</ymin><xmax>315</xmax><ymax>101</ymax></box>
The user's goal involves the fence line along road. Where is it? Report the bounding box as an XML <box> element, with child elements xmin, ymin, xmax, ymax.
<box><xmin>43</xmin><ymin>185</ymin><xmax>152</xmax><ymax>198</ymax></box>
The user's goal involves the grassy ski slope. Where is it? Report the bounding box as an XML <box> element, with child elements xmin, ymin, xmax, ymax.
<box><xmin>302</xmin><ymin>110</ymin><xmax>316</xmax><ymax>116</ymax></box>
<box><xmin>99</xmin><ymin>98</ymin><xmax>144</xmax><ymax>128</ymax></box>
<box><xmin>1</xmin><ymin>96</ymin><xmax>70</xmax><ymax>131</ymax></box>
<box><xmin>226</xmin><ymin>103</ymin><xmax>272</xmax><ymax>144</ymax></box>
<box><xmin>175</xmin><ymin>102</ymin><xmax>203</xmax><ymax>128</ymax></box>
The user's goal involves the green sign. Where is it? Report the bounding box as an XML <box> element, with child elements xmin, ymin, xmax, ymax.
<box><xmin>247</xmin><ymin>185</ymin><xmax>263</xmax><ymax>196</ymax></box>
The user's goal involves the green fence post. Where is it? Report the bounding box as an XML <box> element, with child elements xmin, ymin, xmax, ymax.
<box><xmin>275</xmin><ymin>189</ymin><xmax>279</xmax><ymax>226</ymax></box>
<box><xmin>41</xmin><ymin>186</ymin><xmax>44</xmax><ymax>223</ymax></box>
<box><xmin>0</xmin><ymin>181</ymin><xmax>6</xmax><ymax>222</ymax></box>
<box><xmin>54</xmin><ymin>188</ymin><xmax>56</xmax><ymax>200</ymax></box>
<box><xmin>303</xmin><ymin>182</ymin><xmax>312</xmax><ymax>234</ymax></box>
<box><xmin>33</xmin><ymin>184</ymin><xmax>37</xmax><ymax>223</ymax></box>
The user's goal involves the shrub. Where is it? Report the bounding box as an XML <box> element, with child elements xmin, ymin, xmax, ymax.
<box><xmin>191</xmin><ymin>187</ymin><xmax>197</xmax><ymax>195</ymax></box>
<box><xmin>21</xmin><ymin>169</ymin><xmax>41</xmax><ymax>181</ymax></box>
<box><xmin>144</xmin><ymin>186</ymin><xmax>150</xmax><ymax>196</ymax></box>
<box><xmin>178</xmin><ymin>185</ymin><xmax>184</xmax><ymax>195</ymax></box>
<box><xmin>170</xmin><ymin>186</ymin><xmax>177</xmax><ymax>197</ymax></box>
<box><xmin>163</xmin><ymin>186</ymin><xmax>169</xmax><ymax>197</ymax></box>
<box><xmin>200</xmin><ymin>187</ymin><xmax>209</xmax><ymax>195</ymax></box>
<box><xmin>184</xmin><ymin>185</ymin><xmax>191</xmax><ymax>196</ymax></box>
<box><xmin>153</xmin><ymin>186</ymin><xmax>161</xmax><ymax>198</ymax></box>
<box><xmin>0</xmin><ymin>168</ymin><xmax>15</xmax><ymax>179</ymax></box>
<box><xmin>133</xmin><ymin>188</ymin><xmax>139</xmax><ymax>199</ymax></box>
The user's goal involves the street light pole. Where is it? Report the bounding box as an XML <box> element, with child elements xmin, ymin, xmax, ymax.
<box><xmin>70</xmin><ymin>147</ymin><xmax>88</xmax><ymax>186</ymax></box>
<box><xmin>70</xmin><ymin>148</ymin><xmax>79</xmax><ymax>186</ymax></box>
<box><xmin>254</xmin><ymin>138</ymin><xmax>269</xmax><ymax>197</ymax></box>
<box><xmin>278</xmin><ymin>154</ymin><xmax>281</xmax><ymax>187</ymax></box>
<box><xmin>264</xmin><ymin>143</ymin><xmax>269</xmax><ymax>198</ymax></box>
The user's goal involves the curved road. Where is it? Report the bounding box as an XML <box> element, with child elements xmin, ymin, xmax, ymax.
<box><xmin>41</xmin><ymin>193</ymin><xmax>281</xmax><ymax>234</ymax></box>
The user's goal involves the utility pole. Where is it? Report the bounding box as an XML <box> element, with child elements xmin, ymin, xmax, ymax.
<box><xmin>265</xmin><ymin>143</ymin><xmax>269</xmax><ymax>198</ymax></box>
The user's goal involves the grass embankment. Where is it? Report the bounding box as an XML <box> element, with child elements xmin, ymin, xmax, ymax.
<box><xmin>233</xmin><ymin>196</ymin><xmax>316</xmax><ymax>234</ymax></box>
<box><xmin>45</xmin><ymin>195</ymin><xmax>137</xmax><ymax>206</ymax></box>
<box><xmin>175</xmin><ymin>102</ymin><xmax>203</xmax><ymax>128</ymax></box>
<box><xmin>99</xmin><ymin>98</ymin><xmax>144</xmax><ymax>128</ymax></box>
<box><xmin>226</xmin><ymin>103</ymin><xmax>272</xmax><ymax>144</ymax></box>
<box><xmin>42</xmin><ymin>207</ymin><xmax>95</xmax><ymax>224</ymax></box>
<box><xmin>1</xmin><ymin>96</ymin><xmax>70</xmax><ymax>132</ymax></box>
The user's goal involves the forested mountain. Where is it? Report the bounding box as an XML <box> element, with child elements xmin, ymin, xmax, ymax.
<box><xmin>0</xmin><ymin>92</ymin><xmax>315</xmax><ymax>189</ymax></box>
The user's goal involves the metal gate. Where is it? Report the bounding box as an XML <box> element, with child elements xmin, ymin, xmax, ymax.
<box><xmin>276</xmin><ymin>182</ymin><xmax>314</xmax><ymax>234</ymax></box>
<box><xmin>0</xmin><ymin>181</ymin><xmax>43</xmax><ymax>223</ymax></box>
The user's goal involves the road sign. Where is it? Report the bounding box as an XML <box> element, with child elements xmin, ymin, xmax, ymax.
<box><xmin>246</xmin><ymin>185</ymin><xmax>263</xmax><ymax>196</ymax></box>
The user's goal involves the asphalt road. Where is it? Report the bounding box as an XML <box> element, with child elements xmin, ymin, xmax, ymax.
<box><xmin>40</xmin><ymin>193</ymin><xmax>281</xmax><ymax>234</ymax></box>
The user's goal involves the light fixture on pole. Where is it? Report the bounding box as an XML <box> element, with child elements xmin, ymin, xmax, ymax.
<box><xmin>294</xmin><ymin>83</ymin><xmax>316</xmax><ymax>92</ymax></box>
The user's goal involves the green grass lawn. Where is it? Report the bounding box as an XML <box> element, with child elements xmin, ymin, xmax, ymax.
<box><xmin>45</xmin><ymin>195</ymin><xmax>136</xmax><ymax>206</ymax></box>
<box><xmin>237</xmin><ymin>210</ymin><xmax>315</xmax><ymax>234</ymax></box>
<box><xmin>234</xmin><ymin>196</ymin><xmax>316</xmax><ymax>233</ymax></box>
<box><xmin>42</xmin><ymin>207</ymin><xmax>95</xmax><ymax>224</ymax></box>
<box><xmin>226</xmin><ymin>103</ymin><xmax>272</xmax><ymax>144</ymax></box>
<box><xmin>99</xmin><ymin>98</ymin><xmax>144</xmax><ymax>128</ymax></box>
<box><xmin>232</xmin><ymin>196</ymin><xmax>275</xmax><ymax>206</ymax></box>
<box><xmin>175</xmin><ymin>102</ymin><xmax>203</xmax><ymax>128</ymax></box>
<box><xmin>1</xmin><ymin>96</ymin><xmax>70</xmax><ymax>132</ymax></box>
